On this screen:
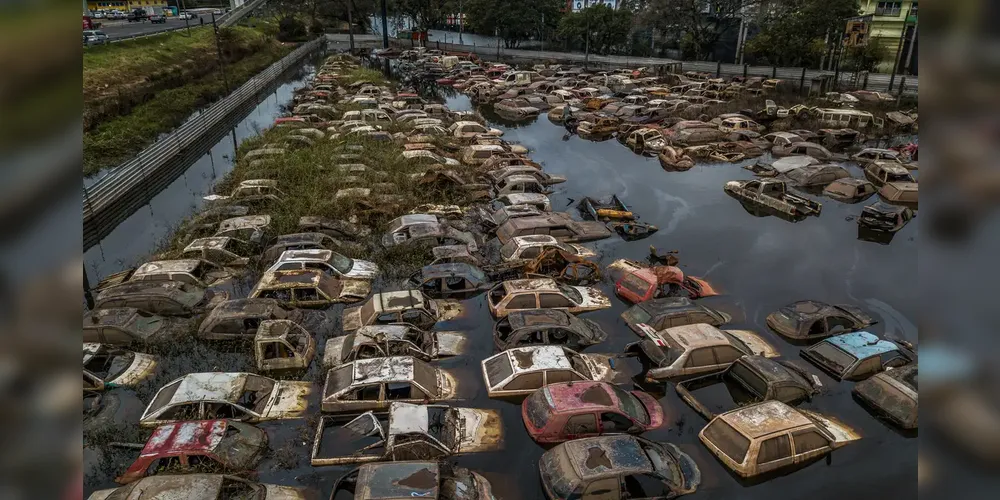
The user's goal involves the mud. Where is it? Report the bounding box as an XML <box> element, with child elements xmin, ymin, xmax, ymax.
<box><xmin>580</xmin><ymin>385</ymin><xmax>614</xmax><ymax>406</ymax></box>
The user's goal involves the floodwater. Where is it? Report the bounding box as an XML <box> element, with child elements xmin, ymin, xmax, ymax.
<box><xmin>83</xmin><ymin>69</ymin><xmax>918</xmax><ymax>498</ymax></box>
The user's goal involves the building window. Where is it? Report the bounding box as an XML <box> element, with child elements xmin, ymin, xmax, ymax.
<box><xmin>910</xmin><ymin>2</ymin><xmax>918</xmax><ymax>15</ymax></box>
<box><xmin>875</xmin><ymin>2</ymin><xmax>902</xmax><ymax>17</ymax></box>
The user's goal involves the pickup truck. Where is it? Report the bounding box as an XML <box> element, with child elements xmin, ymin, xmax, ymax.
<box><xmin>724</xmin><ymin>179</ymin><xmax>821</xmax><ymax>218</ymax></box>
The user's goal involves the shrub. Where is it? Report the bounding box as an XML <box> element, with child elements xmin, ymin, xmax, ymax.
<box><xmin>278</xmin><ymin>16</ymin><xmax>308</xmax><ymax>42</ymax></box>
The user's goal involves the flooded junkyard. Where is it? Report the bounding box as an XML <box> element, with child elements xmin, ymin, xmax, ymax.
<box><xmin>83</xmin><ymin>49</ymin><xmax>918</xmax><ymax>499</ymax></box>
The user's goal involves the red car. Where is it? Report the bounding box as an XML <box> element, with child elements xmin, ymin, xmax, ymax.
<box><xmin>615</xmin><ymin>265</ymin><xmax>717</xmax><ymax>304</ymax></box>
<box><xmin>116</xmin><ymin>419</ymin><xmax>267</xmax><ymax>484</ymax></box>
<box><xmin>274</xmin><ymin>116</ymin><xmax>306</xmax><ymax>126</ymax></box>
<box><xmin>521</xmin><ymin>381</ymin><xmax>664</xmax><ymax>444</ymax></box>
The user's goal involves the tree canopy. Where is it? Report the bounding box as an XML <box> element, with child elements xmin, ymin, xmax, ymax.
<box><xmin>465</xmin><ymin>0</ymin><xmax>563</xmax><ymax>48</ymax></box>
<box><xmin>557</xmin><ymin>3</ymin><xmax>634</xmax><ymax>55</ymax></box>
<box><xmin>744</xmin><ymin>0</ymin><xmax>860</xmax><ymax>67</ymax></box>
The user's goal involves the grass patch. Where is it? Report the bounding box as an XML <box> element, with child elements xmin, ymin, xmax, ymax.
<box><xmin>83</xmin><ymin>41</ymin><xmax>293</xmax><ymax>175</ymax></box>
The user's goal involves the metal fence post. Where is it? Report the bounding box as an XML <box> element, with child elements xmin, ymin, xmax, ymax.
<box><xmin>743</xmin><ymin>64</ymin><xmax>748</xmax><ymax>78</ymax></box>
<box><xmin>716</xmin><ymin>61</ymin><xmax>721</xmax><ymax>77</ymax></box>
<box><xmin>772</xmin><ymin>66</ymin><xmax>777</xmax><ymax>78</ymax></box>
<box><xmin>800</xmin><ymin>67</ymin><xmax>806</xmax><ymax>93</ymax></box>
<box><xmin>862</xmin><ymin>72</ymin><xmax>869</xmax><ymax>90</ymax></box>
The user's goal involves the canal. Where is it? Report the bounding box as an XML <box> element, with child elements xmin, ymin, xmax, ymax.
<box><xmin>83</xmin><ymin>63</ymin><xmax>917</xmax><ymax>499</ymax></box>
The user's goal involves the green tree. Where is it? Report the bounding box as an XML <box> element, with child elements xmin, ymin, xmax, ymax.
<box><xmin>465</xmin><ymin>0</ymin><xmax>563</xmax><ymax>48</ymax></box>
<box><xmin>390</xmin><ymin>0</ymin><xmax>447</xmax><ymax>35</ymax></box>
<box><xmin>641</xmin><ymin>0</ymin><xmax>757</xmax><ymax>60</ymax></box>
<box><xmin>557</xmin><ymin>3</ymin><xmax>634</xmax><ymax>55</ymax></box>
<box><xmin>843</xmin><ymin>42</ymin><xmax>889</xmax><ymax>73</ymax></box>
<box><xmin>744</xmin><ymin>0</ymin><xmax>859</xmax><ymax>67</ymax></box>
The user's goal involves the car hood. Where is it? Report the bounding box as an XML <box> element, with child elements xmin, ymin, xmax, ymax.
<box><xmin>322</xmin><ymin>337</ymin><xmax>349</xmax><ymax>368</ymax></box>
<box><xmin>568</xmin><ymin>243</ymin><xmax>597</xmax><ymax>258</ymax></box>
<box><xmin>262</xmin><ymin>484</ymin><xmax>312</xmax><ymax>500</ymax></box>
<box><xmin>434</xmin><ymin>331</ymin><xmax>467</xmax><ymax>357</ymax></box>
<box><xmin>343</xmin><ymin>259</ymin><xmax>380</xmax><ymax>279</ymax></box>
<box><xmin>633</xmin><ymin>390</ymin><xmax>665</xmax><ymax>429</ymax></box>
<box><xmin>342</xmin><ymin>305</ymin><xmax>364</xmax><ymax>332</ymax></box>
<box><xmin>664</xmin><ymin>442</ymin><xmax>702</xmax><ymax>495</ymax></box>
<box><xmin>581</xmin><ymin>354</ymin><xmax>621</xmax><ymax>382</ymax></box>
<box><xmin>261</xmin><ymin>381</ymin><xmax>312</xmax><ymax>419</ymax></box>
<box><xmin>434</xmin><ymin>299</ymin><xmax>464</xmax><ymax>322</ymax></box>
<box><xmin>800</xmin><ymin>409</ymin><xmax>861</xmax><ymax>447</ymax></box>
<box><xmin>579</xmin><ymin>319</ymin><xmax>609</xmax><ymax>344</ymax></box>
<box><xmin>725</xmin><ymin>329</ymin><xmax>780</xmax><ymax>358</ymax></box>
<box><xmin>337</xmin><ymin>279</ymin><xmax>372</xmax><ymax>301</ymax></box>
<box><xmin>108</xmin><ymin>353</ymin><xmax>158</xmax><ymax>387</ymax></box>
<box><xmin>574</xmin><ymin>286</ymin><xmax>612</xmax><ymax>311</ymax></box>
<box><xmin>452</xmin><ymin>408</ymin><xmax>504</xmax><ymax>453</ymax></box>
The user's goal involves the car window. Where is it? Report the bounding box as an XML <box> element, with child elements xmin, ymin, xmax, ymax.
<box><xmin>506</xmin><ymin>294</ymin><xmax>538</xmax><ymax>310</ymax></box>
<box><xmin>564</xmin><ymin>413</ymin><xmax>599</xmax><ymax>435</ymax></box>
<box><xmin>158</xmin><ymin>403</ymin><xmax>200</xmax><ymax>421</ymax></box>
<box><xmin>792</xmin><ymin>430</ymin><xmax>830</xmax><ymax>454</ymax></box>
<box><xmin>713</xmin><ymin>346</ymin><xmax>743</xmax><ymax>364</ymax></box>
<box><xmin>352</xmin><ymin>384</ymin><xmax>381</xmax><ymax>401</ymax></box>
<box><xmin>600</xmin><ymin>412</ymin><xmax>634</xmax><ymax>432</ymax></box>
<box><xmin>703</xmin><ymin>419</ymin><xmax>750</xmax><ymax>464</ymax></box>
<box><xmin>775</xmin><ymin>385</ymin><xmax>806</xmax><ymax>402</ymax></box>
<box><xmin>504</xmin><ymin>372</ymin><xmax>543</xmax><ymax>391</ymax></box>
<box><xmin>294</xmin><ymin>288</ymin><xmax>320</xmax><ymax>301</ymax></box>
<box><xmin>519</xmin><ymin>247</ymin><xmax>541</xmax><ymax>259</ymax></box>
<box><xmin>854</xmin><ymin>356</ymin><xmax>882</xmax><ymax>378</ymax></box>
<box><xmin>726</xmin><ymin>361</ymin><xmax>769</xmax><ymax>398</ymax></box>
<box><xmin>539</xmin><ymin>293</ymin><xmax>574</xmax><ymax>308</ymax></box>
<box><xmin>623</xmin><ymin>473</ymin><xmax>670</xmax><ymax>498</ymax></box>
<box><xmin>584</xmin><ymin>477</ymin><xmax>620</xmax><ymax>499</ymax></box>
<box><xmin>546</xmin><ymin>369</ymin><xmax>578</xmax><ymax>384</ymax></box>
<box><xmin>685</xmin><ymin>348</ymin><xmax>716</xmax><ymax>368</ymax></box>
<box><xmin>756</xmin><ymin>434</ymin><xmax>791</xmax><ymax>464</ymax></box>
<box><xmin>826</xmin><ymin>316</ymin><xmax>855</xmax><ymax>334</ymax></box>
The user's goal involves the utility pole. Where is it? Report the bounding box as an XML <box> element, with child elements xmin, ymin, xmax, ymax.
<box><xmin>211</xmin><ymin>12</ymin><xmax>230</xmax><ymax>94</ymax></box>
<box><xmin>347</xmin><ymin>0</ymin><xmax>355</xmax><ymax>52</ymax></box>
<box><xmin>901</xmin><ymin>17</ymin><xmax>918</xmax><ymax>75</ymax></box>
<box><xmin>887</xmin><ymin>6</ymin><xmax>911</xmax><ymax>92</ymax></box>
<box><xmin>380</xmin><ymin>0</ymin><xmax>389</xmax><ymax>49</ymax></box>
<box><xmin>180</xmin><ymin>0</ymin><xmax>191</xmax><ymax>36</ymax></box>
<box><xmin>734</xmin><ymin>16</ymin><xmax>745</xmax><ymax>64</ymax></box>
<box><xmin>584</xmin><ymin>14</ymin><xmax>590</xmax><ymax>69</ymax></box>
<box><xmin>459</xmin><ymin>0</ymin><xmax>464</xmax><ymax>45</ymax></box>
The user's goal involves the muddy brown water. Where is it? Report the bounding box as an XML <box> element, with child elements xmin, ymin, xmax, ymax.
<box><xmin>83</xmin><ymin>75</ymin><xmax>918</xmax><ymax>498</ymax></box>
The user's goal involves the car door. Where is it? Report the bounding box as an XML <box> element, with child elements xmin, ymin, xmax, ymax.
<box><xmin>293</xmin><ymin>287</ymin><xmax>325</xmax><ymax>308</ymax></box>
<box><xmin>790</xmin><ymin>428</ymin><xmax>832</xmax><ymax>464</ymax></box>
<box><xmin>754</xmin><ymin>433</ymin><xmax>795</xmax><ymax>474</ymax></box>
<box><xmin>582</xmin><ymin>477</ymin><xmax>621</xmax><ymax>500</ymax></box>
<box><xmin>562</xmin><ymin>413</ymin><xmax>599</xmax><ymax>440</ymax></box>
<box><xmin>539</xmin><ymin>293</ymin><xmax>576</xmax><ymax>312</ymax></box>
<box><xmin>682</xmin><ymin>347</ymin><xmax>720</xmax><ymax>376</ymax></box>
<box><xmin>622</xmin><ymin>472</ymin><xmax>673</xmax><ymax>499</ymax></box>
<box><xmin>599</xmin><ymin>411</ymin><xmax>637</xmax><ymax>434</ymax></box>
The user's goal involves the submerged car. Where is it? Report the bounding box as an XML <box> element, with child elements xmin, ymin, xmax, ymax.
<box><xmin>116</xmin><ymin>420</ymin><xmax>267</xmax><ymax>484</ymax></box>
<box><xmin>766</xmin><ymin>300</ymin><xmax>876</xmax><ymax>341</ymax></box>
<box><xmin>310</xmin><ymin>402</ymin><xmax>502</xmax><ymax>465</ymax></box>
<box><xmin>522</xmin><ymin>381</ymin><xmax>663</xmax><ymax>443</ymax></box>
<box><xmin>381</xmin><ymin>214</ymin><xmax>479</xmax><ymax>252</ymax></box>
<box><xmin>95</xmin><ymin>259</ymin><xmax>231</xmax><ymax>291</ymax></box>
<box><xmin>261</xmin><ymin>233</ymin><xmax>358</xmax><ymax>264</ymax></box>
<box><xmin>496</xmin><ymin>212</ymin><xmax>612</xmax><ymax>245</ymax></box>
<box><xmin>878</xmin><ymin>181</ymin><xmax>918</xmax><ymax>209</ymax></box>
<box><xmin>800</xmin><ymin>331</ymin><xmax>913</xmax><ymax>381</ymax></box>
<box><xmin>611</xmin><ymin>260</ymin><xmax>718</xmax><ymax>304</ymax></box>
<box><xmin>83</xmin><ymin>308</ymin><xmax>179</xmax><ymax>346</ymax></box>
<box><xmin>404</xmin><ymin>263</ymin><xmax>489</xmax><ymax>297</ymax></box>
<box><xmin>83</xmin><ymin>343</ymin><xmax>157</xmax><ymax>392</ymax></box>
<box><xmin>341</xmin><ymin>290</ymin><xmax>462</xmax><ymax>332</ymax></box>
<box><xmin>699</xmin><ymin>400</ymin><xmax>860</xmax><ymax>478</ymax></box>
<box><xmin>724</xmin><ymin>179</ymin><xmax>822</xmax><ymax>219</ymax></box>
<box><xmin>180</xmin><ymin>237</ymin><xmax>254</xmax><ymax>267</ymax></box>
<box><xmin>94</xmin><ymin>281</ymin><xmax>228</xmax><ymax>317</ymax></box>
<box><xmin>298</xmin><ymin>215</ymin><xmax>370</xmax><ymax>240</ymax></box>
<box><xmin>87</xmin><ymin>474</ymin><xmax>310</xmax><ymax>500</ymax></box>
<box><xmin>822</xmin><ymin>178</ymin><xmax>877</xmax><ymax>203</ymax></box>
<box><xmin>321</xmin><ymin>356</ymin><xmax>457</xmax><ymax>414</ymax></box>
<box><xmin>853</xmin><ymin>364</ymin><xmax>918</xmax><ymax>430</ymax></box>
<box><xmin>482</xmin><ymin>345</ymin><xmax>618</xmax><ymax>398</ymax></box>
<box><xmin>198</xmin><ymin>298</ymin><xmax>328</xmax><ymax>341</ymax></box>
<box><xmin>864</xmin><ymin>160</ymin><xmax>915</xmax><ymax>187</ymax></box>
<box><xmin>499</xmin><ymin>234</ymin><xmax>596</xmax><ymax>263</ymax></box>
<box><xmin>858</xmin><ymin>201</ymin><xmax>915</xmax><ymax>233</ymax></box>
<box><xmin>626</xmin><ymin>323</ymin><xmax>779</xmax><ymax>382</ymax></box>
<box><xmin>676</xmin><ymin>355</ymin><xmax>822</xmax><ymax>420</ymax></box>
<box><xmin>323</xmin><ymin>324</ymin><xmax>466</xmax><ymax>367</ymax></box>
<box><xmin>539</xmin><ymin>435</ymin><xmax>700</xmax><ymax>499</ymax></box>
<box><xmin>253</xmin><ymin>320</ymin><xmax>316</xmax><ymax>374</ymax></box>
<box><xmin>779</xmin><ymin>164</ymin><xmax>850</xmax><ymax>188</ymax></box>
<box><xmin>139</xmin><ymin>372</ymin><xmax>311</xmax><ymax>426</ymax></box>
<box><xmin>493</xmin><ymin>309</ymin><xmax>607</xmax><ymax>351</ymax></box>
<box><xmin>621</xmin><ymin>297</ymin><xmax>731</xmax><ymax>339</ymax></box>
<box><xmin>486</xmin><ymin>278</ymin><xmax>611</xmax><ymax>318</ymax></box>
<box><xmin>331</xmin><ymin>461</ymin><xmax>495</xmax><ymax>500</ymax></box>
<box><xmin>265</xmin><ymin>249</ymin><xmax>379</xmax><ymax>280</ymax></box>
<box><xmin>248</xmin><ymin>270</ymin><xmax>370</xmax><ymax>307</ymax></box>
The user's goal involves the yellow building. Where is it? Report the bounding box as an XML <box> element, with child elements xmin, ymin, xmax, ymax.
<box><xmin>87</xmin><ymin>1</ymin><xmax>169</xmax><ymax>13</ymax></box>
<box><xmin>858</xmin><ymin>0</ymin><xmax>918</xmax><ymax>74</ymax></box>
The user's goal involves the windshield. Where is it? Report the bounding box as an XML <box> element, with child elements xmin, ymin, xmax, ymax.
<box><xmin>484</xmin><ymin>354</ymin><xmax>514</xmax><ymax>388</ymax></box>
<box><xmin>612</xmin><ymin>385</ymin><xmax>650</xmax><ymax>424</ymax></box>
<box><xmin>558</xmin><ymin>285</ymin><xmax>583</xmax><ymax>304</ymax></box>
<box><xmin>85</xmin><ymin>350</ymin><xmax>134</xmax><ymax>380</ymax></box>
<box><xmin>327</xmin><ymin>252</ymin><xmax>354</xmax><ymax>274</ymax></box>
<box><xmin>622</xmin><ymin>305</ymin><xmax>653</xmax><ymax>326</ymax></box>
<box><xmin>360</xmin><ymin>298</ymin><xmax>378</xmax><ymax>325</ymax></box>
<box><xmin>524</xmin><ymin>390</ymin><xmax>552</xmax><ymax>429</ymax></box>
<box><xmin>808</xmin><ymin>342</ymin><xmax>859</xmax><ymax>375</ymax></box>
<box><xmin>499</xmin><ymin>240</ymin><xmax>518</xmax><ymax>260</ymax></box>
<box><xmin>567</xmin><ymin>352</ymin><xmax>592</xmax><ymax>378</ymax></box>
<box><xmin>241</xmin><ymin>375</ymin><xmax>276</xmax><ymax>414</ymax></box>
<box><xmin>702</xmin><ymin>419</ymin><xmax>750</xmax><ymax>464</ymax></box>
<box><xmin>886</xmin><ymin>171</ymin><xmax>912</xmax><ymax>182</ymax></box>
<box><xmin>428</xmin><ymin>407</ymin><xmax>459</xmax><ymax>451</ymax></box>
<box><xmin>641</xmin><ymin>441</ymin><xmax>681</xmax><ymax>486</ymax></box>
<box><xmin>326</xmin><ymin>365</ymin><xmax>354</xmax><ymax>396</ymax></box>
<box><xmin>540</xmin><ymin>448</ymin><xmax>579</xmax><ymax>499</ymax></box>
<box><xmin>215</xmin><ymin>422</ymin><xmax>264</xmax><ymax>466</ymax></box>
<box><xmin>131</xmin><ymin>313</ymin><xmax>164</xmax><ymax>339</ymax></box>
<box><xmin>412</xmin><ymin>359</ymin><xmax>440</xmax><ymax>397</ymax></box>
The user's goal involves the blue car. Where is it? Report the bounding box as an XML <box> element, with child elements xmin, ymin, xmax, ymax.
<box><xmin>800</xmin><ymin>331</ymin><xmax>914</xmax><ymax>381</ymax></box>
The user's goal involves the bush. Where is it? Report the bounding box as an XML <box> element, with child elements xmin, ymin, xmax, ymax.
<box><xmin>310</xmin><ymin>20</ymin><xmax>325</xmax><ymax>37</ymax></box>
<box><xmin>278</xmin><ymin>16</ymin><xmax>308</xmax><ymax>42</ymax></box>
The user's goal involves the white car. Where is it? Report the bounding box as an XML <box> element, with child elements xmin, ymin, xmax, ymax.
<box><xmin>266</xmin><ymin>249</ymin><xmax>379</xmax><ymax>280</ymax></box>
<box><xmin>481</xmin><ymin>345</ymin><xmax>618</xmax><ymax>397</ymax></box>
<box><xmin>401</xmin><ymin>150</ymin><xmax>460</xmax><ymax>167</ymax></box>
<box><xmin>83</xmin><ymin>343</ymin><xmax>157</xmax><ymax>392</ymax></box>
<box><xmin>499</xmin><ymin>235</ymin><xmax>596</xmax><ymax>263</ymax></box>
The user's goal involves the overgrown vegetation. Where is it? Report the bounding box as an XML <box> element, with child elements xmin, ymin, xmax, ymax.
<box><xmin>83</xmin><ymin>21</ymin><xmax>296</xmax><ymax>175</ymax></box>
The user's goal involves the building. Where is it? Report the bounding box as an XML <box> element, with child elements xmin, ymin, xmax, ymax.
<box><xmin>567</xmin><ymin>0</ymin><xmax>620</xmax><ymax>13</ymax></box>
<box><xmin>858</xmin><ymin>1</ymin><xmax>918</xmax><ymax>74</ymax></box>
<box><xmin>86</xmin><ymin>1</ymin><xmax>168</xmax><ymax>13</ymax></box>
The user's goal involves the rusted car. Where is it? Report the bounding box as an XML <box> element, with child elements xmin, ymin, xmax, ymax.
<box><xmin>800</xmin><ymin>331</ymin><xmax>913</xmax><ymax>381</ymax></box>
<box><xmin>94</xmin><ymin>281</ymin><xmax>228</xmax><ymax>317</ymax></box>
<box><xmin>878</xmin><ymin>181</ymin><xmax>918</xmax><ymax>209</ymax></box>
<box><xmin>176</xmin><ymin>205</ymin><xmax>249</xmax><ymax>241</ymax></box>
<box><xmin>254</xmin><ymin>320</ymin><xmax>316</xmax><ymax>374</ymax></box>
<box><xmin>311</xmin><ymin>402</ymin><xmax>501</xmax><ymax>466</ymax></box>
<box><xmin>116</xmin><ymin>420</ymin><xmax>266</xmax><ymax>484</ymax></box>
<box><xmin>181</xmin><ymin>237</ymin><xmax>254</xmax><ymax>267</ymax></box>
<box><xmin>676</xmin><ymin>355</ymin><xmax>822</xmax><ymax>420</ymax></box>
<box><xmin>83</xmin><ymin>343</ymin><xmax>157</xmax><ymax>392</ymax></box>
<box><xmin>762</xmin><ymin>132</ymin><xmax>804</xmax><ymax>148</ymax></box>
<box><xmin>851</xmin><ymin>147</ymin><xmax>903</xmax><ymax>166</ymax></box>
<box><xmin>822</xmin><ymin>177</ymin><xmax>877</xmax><ymax>203</ymax></box>
<box><xmin>724</xmin><ymin>179</ymin><xmax>822</xmax><ymax>219</ymax></box>
<box><xmin>609</xmin><ymin>259</ymin><xmax>718</xmax><ymax>304</ymax></box>
<box><xmin>621</xmin><ymin>297</ymin><xmax>731</xmax><ymax>339</ymax></box>
<box><xmin>198</xmin><ymin>298</ymin><xmax>329</xmax><ymax>341</ymax></box>
<box><xmin>576</xmin><ymin>116</ymin><xmax>620</xmax><ymax>137</ymax></box>
<box><xmin>492</xmin><ymin>192</ymin><xmax>553</xmax><ymax>212</ymax></box>
<box><xmin>658</xmin><ymin>146</ymin><xmax>696</xmax><ymax>171</ymax></box>
<box><xmin>699</xmin><ymin>400</ymin><xmax>859</xmax><ymax>478</ymax></box>
<box><xmin>204</xmin><ymin>179</ymin><xmax>286</xmax><ymax>205</ymax></box>
<box><xmin>494</xmin><ymin>309</ymin><xmax>608</xmax><ymax>351</ymax></box>
<box><xmin>341</xmin><ymin>291</ymin><xmax>462</xmax><ymax>332</ymax></box>
<box><xmin>853</xmin><ymin>363</ymin><xmax>918</xmax><ymax>430</ymax></box>
<box><xmin>499</xmin><ymin>235</ymin><xmax>595</xmax><ymax>264</ymax></box>
<box><xmin>83</xmin><ymin>307</ymin><xmax>181</xmax><ymax>346</ymax></box>
<box><xmin>858</xmin><ymin>201</ymin><xmax>914</xmax><ymax>233</ymax></box>
<box><xmin>462</xmin><ymin>144</ymin><xmax>513</xmax><ymax>165</ymax></box>
<box><xmin>261</xmin><ymin>232</ymin><xmax>360</xmax><ymax>265</ymax></box>
<box><xmin>404</xmin><ymin>263</ymin><xmax>489</xmax><ymax>297</ymax></box>
<box><xmin>522</xmin><ymin>381</ymin><xmax>663</xmax><ymax>443</ymax></box>
<box><xmin>626</xmin><ymin>323</ymin><xmax>779</xmax><ymax>382</ymax></box>
<box><xmin>766</xmin><ymin>300</ymin><xmax>876</xmax><ymax>342</ymax></box>
<box><xmin>539</xmin><ymin>435</ymin><xmax>700</xmax><ymax>499</ymax></box>
<box><xmin>864</xmin><ymin>160</ymin><xmax>915</xmax><ymax>187</ymax></box>
<box><xmin>487</xmin><ymin>278</ymin><xmax>611</xmax><ymax>318</ymax></box>
<box><xmin>663</xmin><ymin>121</ymin><xmax>725</xmax><ymax>145</ymax></box>
<box><xmin>215</xmin><ymin>215</ymin><xmax>272</xmax><ymax>243</ymax></box>
<box><xmin>496</xmin><ymin>212</ymin><xmax>612</xmax><ymax>245</ymax></box>
<box><xmin>482</xmin><ymin>345</ymin><xmax>619</xmax><ymax>398</ymax></box>
<box><xmin>449</xmin><ymin>120</ymin><xmax>503</xmax><ymax>138</ymax></box>
<box><xmin>321</xmin><ymin>356</ymin><xmax>457</xmax><ymax>414</ymax></box>
<box><xmin>139</xmin><ymin>372</ymin><xmax>311</xmax><ymax>426</ymax></box>
<box><xmin>779</xmin><ymin>164</ymin><xmax>851</xmax><ymax>188</ymax></box>
<box><xmin>381</xmin><ymin>214</ymin><xmax>479</xmax><ymax>253</ymax></box>
<box><xmin>624</xmin><ymin>128</ymin><xmax>668</xmax><ymax>154</ymax></box>
<box><xmin>87</xmin><ymin>474</ymin><xmax>310</xmax><ymax>500</ymax></box>
<box><xmin>266</xmin><ymin>249</ymin><xmax>379</xmax><ymax>281</ymax></box>
<box><xmin>248</xmin><ymin>270</ymin><xmax>370</xmax><ymax>307</ymax></box>
<box><xmin>484</xmin><ymin>165</ymin><xmax>566</xmax><ymax>187</ymax></box>
<box><xmin>95</xmin><ymin>259</ymin><xmax>231</xmax><ymax>291</ymax></box>
<box><xmin>330</xmin><ymin>461</ymin><xmax>495</xmax><ymax>500</ymax></box>
<box><xmin>323</xmin><ymin>324</ymin><xmax>466</xmax><ymax>367</ymax></box>
<box><xmin>771</xmin><ymin>141</ymin><xmax>843</xmax><ymax>161</ymax></box>
<box><xmin>520</xmin><ymin>248</ymin><xmax>603</xmax><ymax>284</ymax></box>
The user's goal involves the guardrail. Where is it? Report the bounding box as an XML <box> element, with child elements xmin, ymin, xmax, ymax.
<box><xmin>99</xmin><ymin>0</ymin><xmax>264</xmax><ymax>44</ymax></box>
<box><xmin>83</xmin><ymin>37</ymin><xmax>323</xmax><ymax>250</ymax></box>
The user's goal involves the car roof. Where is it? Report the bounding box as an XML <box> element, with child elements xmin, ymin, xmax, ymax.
<box><xmin>256</xmin><ymin>269</ymin><xmax>327</xmax><ymax>289</ymax></box>
<box><xmin>718</xmin><ymin>400</ymin><xmax>812</xmax><ymax>439</ymax></box>
<box><xmin>417</xmin><ymin>263</ymin><xmax>485</xmax><ymax>280</ymax></box>
<box><xmin>218</xmin><ymin>215</ymin><xmax>271</xmax><ymax>230</ymax></box>
<box><xmin>97</xmin><ymin>280</ymin><xmax>195</xmax><ymax>300</ymax></box>
<box><xmin>352</xmin><ymin>356</ymin><xmax>417</xmax><ymax>383</ymax></box>
<box><xmin>255</xmin><ymin>320</ymin><xmax>300</xmax><ymax>339</ymax></box>
<box><xmin>369</xmin><ymin>290</ymin><xmax>428</xmax><ymax>313</ymax></box>
<box><xmin>544</xmin><ymin>381</ymin><xmax>622</xmax><ymax>413</ymax></box>
<box><xmin>388</xmin><ymin>402</ymin><xmax>440</xmax><ymax>438</ymax></box>
<box><xmin>875</xmin><ymin>162</ymin><xmax>910</xmax><ymax>175</ymax></box>
<box><xmin>664</xmin><ymin>324</ymin><xmax>728</xmax><ymax>348</ymax></box>
<box><xmin>141</xmin><ymin>420</ymin><xmax>228</xmax><ymax>457</ymax></box>
<box><xmin>503</xmin><ymin>278</ymin><xmax>560</xmax><ymax>293</ymax></box>
<box><xmin>356</xmin><ymin>461</ymin><xmax>440</xmax><ymax>499</ymax></box>
<box><xmin>864</xmin><ymin>201</ymin><xmax>909</xmax><ymax>215</ymax></box>
<box><xmin>274</xmin><ymin>232</ymin><xmax>328</xmax><ymax>244</ymax></box>
<box><xmin>505</xmin><ymin>345</ymin><xmax>572</xmax><ymax>373</ymax></box>
<box><xmin>393</xmin><ymin>214</ymin><xmax>439</xmax><ymax>226</ymax></box>
<box><xmin>135</xmin><ymin>259</ymin><xmax>205</xmax><ymax>275</ymax></box>
<box><xmin>637</xmin><ymin>297</ymin><xmax>697</xmax><ymax>316</ymax></box>
<box><xmin>511</xmin><ymin>234</ymin><xmax>560</xmax><ymax>246</ymax></box>
<box><xmin>563</xmin><ymin>435</ymin><xmax>653</xmax><ymax>480</ymax></box>
<box><xmin>183</xmin><ymin>237</ymin><xmax>234</xmax><ymax>252</ymax></box>
<box><xmin>84</xmin><ymin>307</ymin><xmax>141</xmax><ymax>327</ymax></box>
<box><xmin>170</xmin><ymin>372</ymin><xmax>248</xmax><ymax>405</ymax></box>
<box><xmin>737</xmin><ymin>356</ymin><xmax>808</xmax><ymax>386</ymax></box>
<box><xmin>508</xmin><ymin>309</ymin><xmax>573</xmax><ymax>329</ymax></box>
<box><xmin>276</xmin><ymin>249</ymin><xmax>334</xmax><ymax>263</ymax></box>
<box><xmin>821</xmin><ymin>331</ymin><xmax>899</xmax><ymax>359</ymax></box>
<box><xmin>108</xmin><ymin>474</ymin><xmax>227</xmax><ymax>498</ymax></box>
<box><xmin>209</xmin><ymin>298</ymin><xmax>278</xmax><ymax>317</ymax></box>
<box><xmin>502</xmin><ymin>193</ymin><xmax>549</xmax><ymax>204</ymax></box>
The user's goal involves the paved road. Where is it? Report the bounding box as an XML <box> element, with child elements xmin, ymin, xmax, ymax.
<box><xmin>98</xmin><ymin>16</ymin><xmax>217</xmax><ymax>40</ymax></box>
